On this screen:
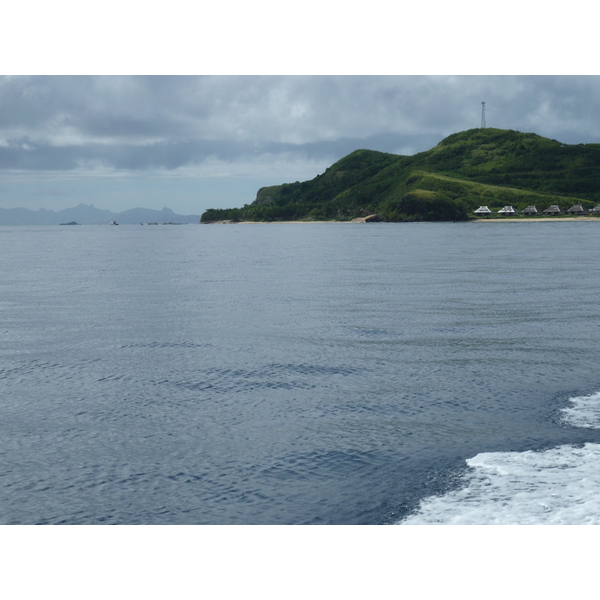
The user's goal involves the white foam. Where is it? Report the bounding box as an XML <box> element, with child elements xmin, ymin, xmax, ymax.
<box><xmin>400</xmin><ymin>391</ymin><xmax>600</xmax><ymax>525</ymax></box>
<box><xmin>560</xmin><ymin>391</ymin><xmax>600</xmax><ymax>429</ymax></box>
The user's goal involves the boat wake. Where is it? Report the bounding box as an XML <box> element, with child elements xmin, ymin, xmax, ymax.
<box><xmin>399</xmin><ymin>392</ymin><xmax>600</xmax><ymax>525</ymax></box>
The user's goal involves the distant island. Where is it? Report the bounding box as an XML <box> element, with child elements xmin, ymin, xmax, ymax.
<box><xmin>201</xmin><ymin>128</ymin><xmax>600</xmax><ymax>223</ymax></box>
<box><xmin>0</xmin><ymin>204</ymin><xmax>201</xmax><ymax>226</ymax></box>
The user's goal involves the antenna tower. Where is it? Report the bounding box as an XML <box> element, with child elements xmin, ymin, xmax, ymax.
<box><xmin>481</xmin><ymin>101</ymin><xmax>486</xmax><ymax>129</ymax></box>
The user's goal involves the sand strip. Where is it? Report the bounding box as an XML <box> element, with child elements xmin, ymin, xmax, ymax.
<box><xmin>472</xmin><ymin>217</ymin><xmax>599</xmax><ymax>222</ymax></box>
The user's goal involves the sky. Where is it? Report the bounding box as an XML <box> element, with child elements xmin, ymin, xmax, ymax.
<box><xmin>1</xmin><ymin>3</ymin><xmax>598</xmax><ymax>216</ymax></box>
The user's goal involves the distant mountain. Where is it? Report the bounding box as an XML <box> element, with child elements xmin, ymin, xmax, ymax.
<box><xmin>201</xmin><ymin>128</ymin><xmax>600</xmax><ymax>222</ymax></box>
<box><xmin>0</xmin><ymin>203</ymin><xmax>201</xmax><ymax>225</ymax></box>
<box><xmin>55</xmin><ymin>204</ymin><xmax>116</xmax><ymax>225</ymax></box>
<box><xmin>112</xmin><ymin>207</ymin><xmax>201</xmax><ymax>225</ymax></box>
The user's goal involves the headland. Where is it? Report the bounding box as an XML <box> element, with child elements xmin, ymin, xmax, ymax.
<box><xmin>201</xmin><ymin>128</ymin><xmax>600</xmax><ymax>225</ymax></box>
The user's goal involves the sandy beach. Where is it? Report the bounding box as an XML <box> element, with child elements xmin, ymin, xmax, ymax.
<box><xmin>472</xmin><ymin>217</ymin><xmax>600</xmax><ymax>222</ymax></box>
<box><xmin>209</xmin><ymin>216</ymin><xmax>600</xmax><ymax>224</ymax></box>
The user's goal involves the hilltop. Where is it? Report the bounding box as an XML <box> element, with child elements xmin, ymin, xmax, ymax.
<box><xmin>200</xmin><ymin>128</ymin><xmax>600</xmax><ymax>223</ymax></box>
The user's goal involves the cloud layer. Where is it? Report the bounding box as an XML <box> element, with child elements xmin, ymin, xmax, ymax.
<box><xmin>2</xmin><ymin>76</ymin><xmax>600</xmax><ymax>172</ymax></box>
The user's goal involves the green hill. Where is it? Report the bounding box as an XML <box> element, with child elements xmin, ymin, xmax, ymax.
<box><xmin>200</xmin><ymin>128</ymin><xmax>600</xmax><ymax>223</ymax></box>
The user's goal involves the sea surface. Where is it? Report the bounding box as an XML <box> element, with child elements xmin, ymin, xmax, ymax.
<box><xmin>1</xmin><ymin>221</ymin><xmax>600</xmax><ymax>525</ymax></box>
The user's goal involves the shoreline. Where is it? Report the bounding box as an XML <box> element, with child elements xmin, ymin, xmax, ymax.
<box><xmin>207</xmin><ymin>216</ymin><xmax>600</xmax><ymax>224</ymax></box>
<box><xmin>207</xmin><ymin>215</ymin><xmax>379</xmax><ymax>224</ymax></box>
<box><xmin>209</xmin><ymin>220</ymin><xmax>345</xmax><ymax>224</ymax></box>
<box><xmin>471</xmin><ymin>216</ymin><xmax>600</xmax><ymax>222</ymax></box>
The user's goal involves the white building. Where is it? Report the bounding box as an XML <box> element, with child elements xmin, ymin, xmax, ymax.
<box><xmin>543</xmin><ymin>205</ymin><xmax>562</xmax><ymax>215</ymax></box>
<box><xmin>474</xmin><ymin>206</ymin><xmax>492</xmax><ymax>215</ymax></box>
<box><xmin>522</xmin><ymin>205</ymin><xmax>538</xmax><ymax>215</ymax></box>
<box><xmin>566</xmin><ymin>204</ymin><xmax>587</xmax><ymax>215</ymax></box>
<box><xmin>497</xmin><ymin>206</ymin><xmax>518</xmax><ymax>215</ymax></box>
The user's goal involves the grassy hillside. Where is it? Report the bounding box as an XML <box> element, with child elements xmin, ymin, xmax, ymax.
<box><xmin>200</xmin><ymin>128</ymin><xmax>600</xmax><ymax>223</ymax></box>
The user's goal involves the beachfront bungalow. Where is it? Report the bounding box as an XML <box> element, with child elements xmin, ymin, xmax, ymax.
<box><xmin>497</xmin><ymin>206</ymin><xmax>518</xmax><ymax>216</ymax></box>
<box><xmin>543</xmin><ymin>205</ymin><xmax>562</xmax><ymax>215</ymax></box>
<box><xmin>473</xmin><ymin>206</ymin><xmax>492</xmax><ymax>216</ymax></box>
<box><xmin>590</xmin><ymin>204</ymin><xmax>600</xmax><ymax>215</ymax></box>
<box><xmin>566</xmin><ymin>203</ymin><xmax>587</xmax><ymax>215</ymax></box>
<box><xmin>521</xmin><ymin>205</ymin><xmax>538</xmax><ymax>216</ymax></box>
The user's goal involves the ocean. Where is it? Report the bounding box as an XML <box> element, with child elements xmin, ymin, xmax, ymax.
<box><xmin>1</xmin><ymin>221</ymin><xmax>600</xmax><ymax>525</ymax></box>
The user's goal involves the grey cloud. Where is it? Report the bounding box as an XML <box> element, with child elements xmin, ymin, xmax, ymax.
<box><xmin>1</xmin><ymin>75</ymin><xmax>600</xmax><ymax>174</ymax></box>
<box><xmin>0</xmin><ymin>132</ymin><xmax>443</xmax><ymax>172</ymax></box>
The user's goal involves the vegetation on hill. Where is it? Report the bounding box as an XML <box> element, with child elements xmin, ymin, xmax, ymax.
<box><xmin>200</xmin><ymin>128</ymin><xmax>600</xmax><ymax>223</ymax></box>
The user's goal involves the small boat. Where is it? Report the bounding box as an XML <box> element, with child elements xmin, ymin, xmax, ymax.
<box><xmin>109</xmin><ymin>220</ymin><xmax>119</xmax><ymax>226</ymax></box>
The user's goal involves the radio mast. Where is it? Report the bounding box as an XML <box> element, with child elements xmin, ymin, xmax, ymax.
<box><xmin>481</xmin><ymin>101</ymin><xmax>486</xmax><ymax>129</ymax></box>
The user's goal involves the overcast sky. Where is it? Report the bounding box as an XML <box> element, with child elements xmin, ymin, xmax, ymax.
<box><xmin>2</xmin><ymin>75</ymin><xmax>600</xmax><ymax>214</ymax></box>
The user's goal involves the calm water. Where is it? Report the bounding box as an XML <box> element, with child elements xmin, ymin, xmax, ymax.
<box><xmin>1</xmin><ymin>222</ymin><xmax>600</xmax><ymax>524</ymax></box>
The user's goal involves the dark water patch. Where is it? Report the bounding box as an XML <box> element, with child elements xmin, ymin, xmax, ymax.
<box><xmin>119</xmin><ymin>340</ymin><xmax>216</xmax><ymax>350</ymax></box>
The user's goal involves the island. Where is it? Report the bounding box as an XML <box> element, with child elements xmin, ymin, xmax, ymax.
<box><xmin>200</xmin><ymin>128</ymin><xmax>600</xmax><ymax>223</ymax></box>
